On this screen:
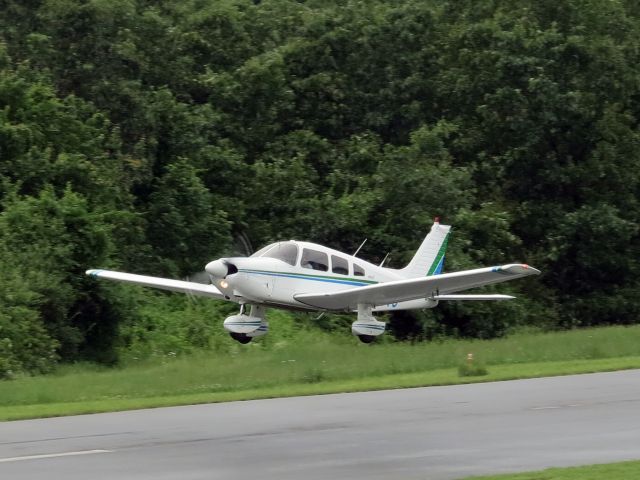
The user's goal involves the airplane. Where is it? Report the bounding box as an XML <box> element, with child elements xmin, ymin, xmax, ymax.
<box><xmin>86</xmin><ymin>218</ymin><xmax>540</xmax><ymax>344</ymax></box>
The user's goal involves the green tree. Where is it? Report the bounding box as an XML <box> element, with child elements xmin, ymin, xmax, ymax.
<box><xmin>0</xmin><ymin>188</ymin><xmax>115</xmax><ymax>362</ymax></box>
<box><xmin>0</xmin><ymin>268</ymin><xmax>58</xmax><ymax>378</ymax></box>
<box><xmin>146</xmin><ymin>159</ymin><xmax>232</xmax><ymax>277</ymax></box>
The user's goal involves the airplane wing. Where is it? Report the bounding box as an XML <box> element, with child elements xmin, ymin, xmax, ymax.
<box><xmin>86</xmin><ymin>269</ymin><xmax>225</xmax><ymax>299</ymax></box>
<box><xmin>294</xmin><ymin>264</ymin><xmax>539</xmax><ymax>311</ymax></box>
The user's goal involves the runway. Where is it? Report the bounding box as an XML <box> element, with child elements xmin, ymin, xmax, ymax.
<box><xmin>1</xmin><ymin>370</ymin><xmax>640</xmax><ymax>479</ymax></box>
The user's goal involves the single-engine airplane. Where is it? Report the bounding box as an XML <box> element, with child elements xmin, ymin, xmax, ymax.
<box><xmin>87</xmin><ymin>218</ymin><xmax>540</xmax><ymax>344</ymax></box>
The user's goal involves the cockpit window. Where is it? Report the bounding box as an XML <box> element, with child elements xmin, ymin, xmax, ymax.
<box><xmin>331</xmin><ymin>255</ymin><xmax>349</xmax><ymax>275</ymax></box>
<box><xmin>301</xmin><ymin>248</ymin><xmax>329</xmax><ymax>272</ymax></box>
<box><xmin>354</xmin><ymin>263</ymin><xmax>365</xmax><ymax>276</ymax></box>
<box><xmin>259</xmin><ymin>242</ymin><xmax>299</xmax><ymax>266</ymax></box>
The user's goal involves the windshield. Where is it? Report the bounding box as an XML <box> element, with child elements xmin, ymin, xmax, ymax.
<box><xmin>251</xmin><ymin>244</ymin><xmax>276</xmax><ymax>258</ymax></box>
<box><xmin>252</xmin><ymin>242</ymin><xmax>299</xmax><ymax>266</ymax></box>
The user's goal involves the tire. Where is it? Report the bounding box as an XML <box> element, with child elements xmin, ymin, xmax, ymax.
<box><xmin>230</xmin><ymin>332</ymin><xmax>252</xmax><ymax>344</ymax></box>
<box><xmin>357</xmin><ymin>334</ymin><xmax>376</xmax><ymax>344</ymax></box>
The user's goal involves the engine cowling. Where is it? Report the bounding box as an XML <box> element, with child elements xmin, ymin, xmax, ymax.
<box><xmin>205</xmin><ymin>259</ymin><xmax>240</xmax><ymax>298</ymax></box>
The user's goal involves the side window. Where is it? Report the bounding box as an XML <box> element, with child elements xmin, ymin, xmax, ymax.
<box><xmin>354</xmin><ymin>263</ymin><xmax>365</xmax><ymax>276</ymax></box>
<box><xmin>301</xmin><ymin>248</ymin><xmax>329</xmax><ymax>272</ymax></box>
<box><xmin>331</xmin><ymin>255</ymin><xmax>349</xmax><ymax>275</ymax></box>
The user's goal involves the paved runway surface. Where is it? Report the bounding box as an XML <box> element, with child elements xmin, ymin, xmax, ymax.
<box><xmin>1</xmin><ymin>370</ymin><xmax>640</xmax><ymax>479</ymax></box>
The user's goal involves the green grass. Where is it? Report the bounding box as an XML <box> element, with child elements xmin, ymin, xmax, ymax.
<box><xmin>463</xmin><ymin>460</ymin><xmax>640</xmax><ymax>479</ymax></box>
<box><xmin>2</xmin><ymin>324</ymin><xmax>640</xmax><ymax>421</ymax></box>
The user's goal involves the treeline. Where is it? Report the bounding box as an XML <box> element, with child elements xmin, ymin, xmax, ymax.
<box><xmin>1</xmin><ymin>0</ymin><xmax>639</xmax><ymax>377</ymax></box>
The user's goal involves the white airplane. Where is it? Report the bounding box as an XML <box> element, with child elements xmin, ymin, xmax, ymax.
<box><xmin>86</xmin><ymin>218</ymin><xmax>540</xmax><ymax>344</ymax></box>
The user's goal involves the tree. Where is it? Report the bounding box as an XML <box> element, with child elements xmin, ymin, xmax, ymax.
<box><xmin>146</xmin><ymin>159</ymin><xmax>232</xmax><ymax>277</ymax></box>
<box><xmin>0</xmin><ymin>188</ymin><xmax>116</xmax><ymax>363</ymax></box>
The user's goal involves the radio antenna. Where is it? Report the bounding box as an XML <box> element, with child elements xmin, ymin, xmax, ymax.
<box><xmin>353</xmin><ymin>238</ymin><xmax>367</xmax><ymax>257</ymax></box>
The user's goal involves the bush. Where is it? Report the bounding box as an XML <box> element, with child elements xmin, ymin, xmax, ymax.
<box><xmin>458</xmin><ymin>357</ymin><xmax>488</xmax><ymax>377</ymax></box>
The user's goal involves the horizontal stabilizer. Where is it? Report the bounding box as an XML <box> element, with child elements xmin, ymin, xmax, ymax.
<box><xmin>86</xmin><ymin>269</ymin><xmax>225</xmax><ymax>299</ymax></box>
<box><xmin>434</xmin><ymin>294</ymin><xmax>515</xmax><ymax>301</ymax></box>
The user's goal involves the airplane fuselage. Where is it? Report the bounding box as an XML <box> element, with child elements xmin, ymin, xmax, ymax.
<box><xmin>211</xmin><ymin>240</ymin><xmax>438</xmax><ymax>312</ymax></box>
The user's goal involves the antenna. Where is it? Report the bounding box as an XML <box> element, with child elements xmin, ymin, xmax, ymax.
<box><xmin>353</xmin><ymin>238</ymin><xmax>367</xmax><ymax>257</ymax></box>
<box><xmin>379</xmin><ymin>252</ymin><xmax>390</xmax><ymax>267</ymax></box>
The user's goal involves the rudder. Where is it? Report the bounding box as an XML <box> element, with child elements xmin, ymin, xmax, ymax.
<box><xmin>400</xmin><ymin>218</ymin><xmax>451</xmax><ymax>278</ymax></box>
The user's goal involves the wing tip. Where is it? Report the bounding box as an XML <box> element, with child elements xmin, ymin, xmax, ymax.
<box><xmin>500</xmin><ymin>264</ymin><xmax>541</xmax><ymax>275</ymax></box>
<box><xmin>519</xmin><ymin>264</ymin><xmax>541</xmax><ymax>275</ymax></box>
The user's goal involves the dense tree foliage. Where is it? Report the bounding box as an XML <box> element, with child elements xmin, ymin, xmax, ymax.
<box><xmin>1</xmin><ymin>0</ymin><xmax>639</xmax><ymax>376</ymax></box>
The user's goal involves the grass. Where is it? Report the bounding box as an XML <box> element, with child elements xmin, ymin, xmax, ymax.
<box><xmin>1</xmin><ymin>324</ymin><xmax>640</xmax><ymax>421</ymax></box>
<box><xmin>463</xmin><ymin>460</ymin><xmax>640</xmax><ymax>479</ymax></box>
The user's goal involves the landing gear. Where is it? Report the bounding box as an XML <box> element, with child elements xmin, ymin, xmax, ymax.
<box><xmin>357</xmin><ymin>334</ymin><xmax>376</xmax><ymax>344</ymax></box>
<box><xmin>351</xmin><ymin>303</ymin><xmax>386</xmax><ymax>342</ymax></box>
<box><xmin>229</xmin><ymin>332</ymin><xmax>252</xmax><ymax>344</ymax></box>
<box><xmin>224</xmin><ymin>305</ymin><xmax>268</xmax><ymax>344</ymax></box>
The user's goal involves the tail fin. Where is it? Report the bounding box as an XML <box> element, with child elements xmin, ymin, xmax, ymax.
<box><xmin>400</xmin><ymin>218</ymin><xmax>451</xmax><ymax>278</ymax></box>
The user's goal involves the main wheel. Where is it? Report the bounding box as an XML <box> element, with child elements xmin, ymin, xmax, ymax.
<box><xmin>230</xmin><ymin>332</ymin><xmax>252</xmax><ymax>344</ymax></box>
<box><xmin>357</xmin><ymin>334</ymin><xmax>376</xmax><ymax>344</ymax></box>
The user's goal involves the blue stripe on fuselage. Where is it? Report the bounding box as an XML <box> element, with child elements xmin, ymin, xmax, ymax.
<box><xmin>238</xmin><ymin>269</ymin><xmax>372</xmax><ymax>287</ymax></box>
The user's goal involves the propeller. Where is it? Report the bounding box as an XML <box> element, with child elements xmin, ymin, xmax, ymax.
<box><xmin>182</xmin><ymin>232</ymin><xmax>252</xmax><ymax>297</ymax></box>
<box><xmin>182</xmin><ymin>270</ymin><xmax>215</xmax><ymax>303</ymax></box>
<box><xmin>188</xmin><ymin>233</ymin><xmax>251</xmax><ymax>296</ymax></box>
<box><xmin>183</xmin><ymin>261</ymin><xmax>238</xmax><ymax>300</ymax></box>
<box><xmin>185</xmin><ymin>270</ymin><xmax>213</xmax><ymax>285</ymax></box>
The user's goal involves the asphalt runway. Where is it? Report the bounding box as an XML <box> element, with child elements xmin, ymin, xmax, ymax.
<box><xmin>1</xmin><ymin>370</ymin><xmax>640</xmax><ymax>480</ymax></box>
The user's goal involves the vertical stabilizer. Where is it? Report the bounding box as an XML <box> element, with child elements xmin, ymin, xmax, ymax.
<box><xmin>400</xmin><ymin>218</ymin><xmax>451</xmax><ymax>278</ymax></box>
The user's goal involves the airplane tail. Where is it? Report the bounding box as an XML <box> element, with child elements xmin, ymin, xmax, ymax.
<box><xmin>400</xmin><ymin>218</ymin><xmax>451</xmax><ymax>278</ymax></box>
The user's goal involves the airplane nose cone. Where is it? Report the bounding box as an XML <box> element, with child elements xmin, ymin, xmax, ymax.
<box><xmin>205</xmin><ymin>259</ymin><xmax>228</xmax><ymax>278</ymax></box>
